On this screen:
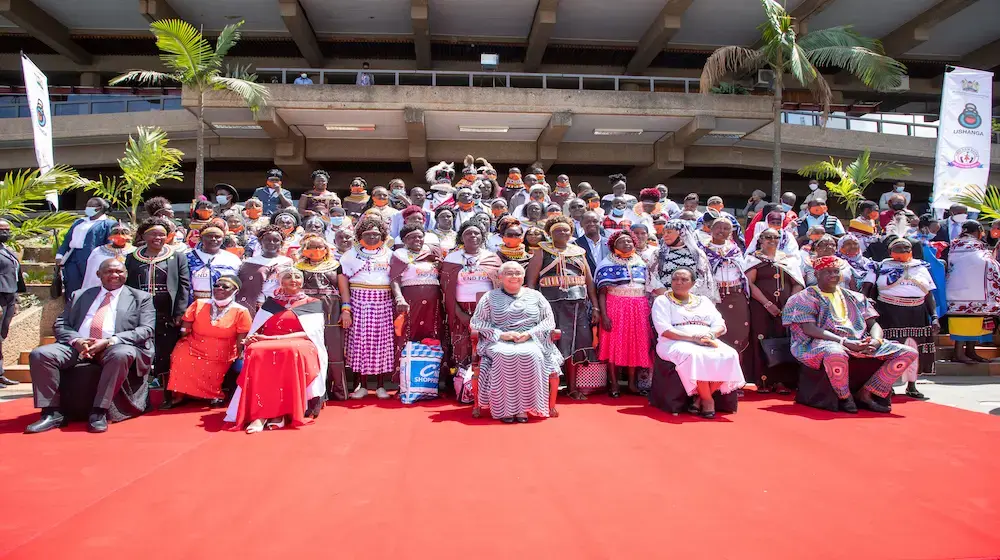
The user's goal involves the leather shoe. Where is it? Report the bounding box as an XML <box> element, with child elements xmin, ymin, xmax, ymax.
<box><xmin>208</xmin><ymin>397</ymin><xmax>227</xmax><ymax>408</ymax></box>
<box><xmin>0</xmin><ymin>374</ymin><xmax>20</xmax><ymax>386</ymax></box>
<box><xmin>25</xmin><ymin>412</ymin><xmax>66</xmax><ymax>434</ymax></box>
<box><xmin>87</xmin><ymin>413</ymin><xmax>108</xmax><ymax>433</ymax></box>
<box><xmin>855</xmin><ymin>390</ymin><xmax>891</xmax><ymax>414</ymax></box>
<box><xmin>838</xmin><ymin>396</ymin><xmax>858</xmax><ymax>414</ymax></box>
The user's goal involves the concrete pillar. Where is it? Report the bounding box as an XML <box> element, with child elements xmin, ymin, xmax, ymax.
<box><xmin>80</xmin><ymin>72</ymin><xmax>101</xmax><ymax>87</ymax></box>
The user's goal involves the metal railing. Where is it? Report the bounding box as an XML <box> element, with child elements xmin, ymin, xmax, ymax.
<box><xmin>0</xmin><ymin>95</ymin><xmax>182</xmax><ymax>119</ymax></box>
<box><xmin>257</xmin><ymin>67</ymin><xmax>701</xmax><ymax>93</ymax></box>
<box><xmin>782</xmin><ymin>110</ymin><xmax>942</xmax><ymax>139</ymax></box>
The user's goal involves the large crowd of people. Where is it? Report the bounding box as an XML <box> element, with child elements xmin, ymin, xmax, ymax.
<box><xmin>9</xmin><ymin>158</ymin><xmax>1000</xmax><ymax>434</ymax></box>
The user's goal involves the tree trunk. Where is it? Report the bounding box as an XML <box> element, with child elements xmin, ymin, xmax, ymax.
<box><xmin>195</xmin><ymin>91</ymin><xmax>205</xmax><ymax>200</ymax></box>
<box><xmin>771</xmin><ymin>70</ymin><xmax>783</xmax><ymax>203</ymax></box>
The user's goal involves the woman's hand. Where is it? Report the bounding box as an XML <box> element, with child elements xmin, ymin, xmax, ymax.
<box><xmin>931</xmin><ymin>318</ymin><xmax>941</xmax><ymax>335</ymax></box>
<box><xmin>340</xmin><ymin>308</ymin><xmax>352</xmax><ymax>329</ymax></box>
<box><xmin>173</xmin><ymin>316</ymin><xmax>184</xmax><ymax>327</ymax></box>
<box><xmin>590</xmin><ymin>309</ymin><xmax>600</xmax><ymax>326</ymax></box>
<box><xmin>244</xmin><ymin>334</ymin><xmax>259</xmax><ymax>346</ymax></box>
<box><xmin>395</xmin><ymin>299</ymin><xmax>410</xmax><ymax>315</ymax></box>
<box><xmin>765</xmin><ymin>301</ymin><xmax>780</xmax><ymax>317</ymax></box>
<box><xmin>601</xmin><ymin>315</ymin><xmax>612</xmax><ymax>332</ymax></box>
<box><xmin>697</xmin><ymin>335</ymin><xmax>718</xmax><ymax>347</ymax></box>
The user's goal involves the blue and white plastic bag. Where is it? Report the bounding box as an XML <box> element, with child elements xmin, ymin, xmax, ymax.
<box><xmin>399</xmin><ymin>341</ymin><xmax>444</xmax><ymax>404</ymax></box>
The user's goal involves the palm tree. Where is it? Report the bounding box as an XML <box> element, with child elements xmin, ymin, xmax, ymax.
<box><xmin>700</xmin><ymin>0</ymin><xmax>907</xmax><ymax>202</ymax></box>
<box><xmin>0</xmin><ymin>166</ymin><xmax>89</xmax><ymax>250</ymax></box>
<box><xmin>86</xmin><ymin>126</ymin><xmax>184</xmax><ymax>226</ymax></box>
<box><xmin>797</xmin><ymin>148</ymin><xmax>910</xmax><ymax>216</ymax></box>
<box><xmin>110</xmin><ymin>19</ymin><xmax>269</xmax><ymax>199</ymax></box>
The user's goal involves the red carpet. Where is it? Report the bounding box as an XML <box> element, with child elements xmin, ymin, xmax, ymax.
<box><xmin>1</xmin><ymin>393</ymin><xmax>999</xmax><ymax>560</ymax></box>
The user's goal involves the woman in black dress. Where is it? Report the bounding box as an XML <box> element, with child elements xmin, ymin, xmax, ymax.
<box><xmin>124</xmin><ymin>217</ymin><xmax>190</xmax><ymax>403</ymax></box>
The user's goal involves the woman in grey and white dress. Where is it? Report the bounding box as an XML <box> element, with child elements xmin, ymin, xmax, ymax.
<box><xmin>470</xmin><ymin>261</ymin><xmax>563</xmax><ymax>423</ymax></box>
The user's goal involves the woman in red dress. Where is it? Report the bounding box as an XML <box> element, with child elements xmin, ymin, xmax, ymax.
<box><xmin>224</xmin><ymin>267</ymin><xmax>329</xmax><ymax>433</ymax></box>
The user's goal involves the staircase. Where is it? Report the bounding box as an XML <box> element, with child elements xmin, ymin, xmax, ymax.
<box><xmin>3</xmin><ymin>336</ymin><xmax>55</xmax><ymax>383</ymax></box>
<box><xmin>933</xmin><ymin>334</ymin><xmax>1000</xmax><ymax>376</ymax></box>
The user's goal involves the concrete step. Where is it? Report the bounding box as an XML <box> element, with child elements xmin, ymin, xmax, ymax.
<box><xmin>41</xmin><ymin>336</ymin><xmax>55</xmax><ymax>345</ymax></box>
<box><xmin>934</xmin><ymin>360</ymin><xmax>1000</xmax><ymax>377</ymax></box>
<box><xmin>936</xmin><ymin>346</ymin><xmax>1000</xmax><ymax>361</ymax></box>
<box><xmin>3</xmin><ymin>364</ymin><xmax>31</xmax><ymax>383</ymax></box>
<box><xmin>20</xmin><ymin>246</ymin><xmax>56</xmax><ymax>263</ymax></box>
<box><xmin>18</xmin><ymin>351</ymin><xmax>30</xmax><ymax>365</ymax></box>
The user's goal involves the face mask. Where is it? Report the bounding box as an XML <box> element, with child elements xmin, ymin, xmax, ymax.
<box><xmin>225</xmin><ymin>246</ymin><xmax>245</xmax><ymax>258</ymax></box>
<box><xmin>502</xmin><ymin>236</ymin><xmax>522</xmax><ymax>248</ymax></box>
<box><xmin>280</xmin><ymin>226</ymin><xmax>295</xmax><ymax>235</ymax></box>
<box><xmin>614</xmin><ymin>248</ymin><xmax>634</xmax><ymax>259</ymax></box>
<box><xmin>951</xmin><ymin>213</ymin><xmax>968</xmax><ymax>224</ymax></box>
<box><xmin>991</xmin><ymin>229</ymin><xmax>1000</xmax><ymax>239</ymax></box>
<box><xmin>458</xmin><ymin>201</ymin><xmax>474</xmax><ymax>211</ymax></box>
<box><xmin>891</xmin><ymin>251</ymin><xmax>912</xmax><ymax>263</ymax></box>
<box><xmin>109</xmin><ymin>234</ymin><xmax>129</xmax><ymax>247</ymax></box>
<box><xmin>808</xmin><ymin>183</ymin><xmax>819</xmax><ymax>192</ymax></box>
<box><xmin>708</xmin><ymin>204</ymin><xmax>723</xmax><ymax>212</ymax></box>
<box><xmin>0</xmin><ymin>231</ymin><xmax>9</xmax><ymax>243</ymax></box>
<box><xmin>165</xmin><ymin>232</ymin><xmax>176</xmax><ymax>245</ymax></box>
<box><xmin>360</xmin><ymin>238</ymin><xmax>383</xmax><ymax>250</ymax></box>
<box><xmin>889</xmin><ymin>202</ymin><xmax>905</xmax><ymax>211</ymax></box>
<box><xmin>588</xmin><ymin>200</ymin><xmax>600</xmax><ymax>209</ymax></box>
<box><xmin>809</xmin><ymin>205</ymin><xmax>827</xmax><ymax>217</ymax></box>
<box><xmin>246</xmin><ymin>208</ymin><xmax>262</xmax><ymax>219</ymax></box>
<box><xmin>350</xmin><ymin>185</ymin><xmax>366</xmax><ymax>195</ymax></box>
<box><xmin>868</xmin><ymin>211</ymin><xmax>879</xmax><ymax>220</ymax></box>
<box><xmin>654</xmin><ymin>224</ymin><xmax>665</xmax><ymax>236</ymax></box>
<box><xmin>303</xmin><ymin>248</ymin><xmax>327</xmax><ymax>261</ymax></box>
<box><xmin>611</xmin><ymin>208</ymin><xmax>625</xmax><ymax>217</ymax></box>
<box><xmin>809</xmin><ymin>234</ymin><xmax>823</xmax><ymax>242</ymax></box>
<box><xmin>85</xmin><ymin>207</ymin><xmax>99</xmax><ymax>217</ymax></box>
<box><xmin>330</xmin><ymin>216</ymin><xmax>345</xmax><ymax>227</ymax></box>
<box><xmin>780</xmin><ymin>203</ymin><xmax>791</xmax><ymax>212</ymax></box>
<box><xmin>894</xmin><ymin>186</ymin><xmax>905</xmax><ymax>193</ymax></box>
<box><xmin>392</xmin><ymin>188</ymin><xmax>406</xmax><ymax>198</ymax></box>
<box><xmin>492</xmin><ymin>208</ymin><xmax>505</xmax><ymax>217</ymax></box>
<box><xmin>547</xmin><ymin>212</ymin><xmax>561</xmax><ymax>219</ymax></box>
<box><xmin>373</xmin><ymin>198</ymin><xmax>389</xmax><ymax>208</ymax></box>
<box><xmin>196</xmin><ymin>209</ymin><xmax>213</xmax><ymax>220</ymax></box>
<box><xmin>216</xmin><ymin>195</ymin><xmax>230</xmax><ymax>205</ymax></box>
<box><xmin>213</xmin><ymin>295</ymin><xmax>234</xmax><ymax>307</ymax></box>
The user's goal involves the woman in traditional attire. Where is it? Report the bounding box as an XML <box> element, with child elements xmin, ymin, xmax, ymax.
<box><xmin>520</xmin><ymin>201</ymin><xmax>547</xmax><ymax>230</ymax></box>
<box><xmin>81</xmin><ymin>222</ymin><xmax>134</xmax><ymax>292</ymax></box>
<box><xmin>649</xmin><ymin>219</ymin><xmax>713</xmax><ymax>298</ymax></box>
<box><xmin>440</xmin><ymin>222</ymin><xmax>502</xmax><ymax>376</ymax></box>
<box><xmin>339</xmin><ymin>216</ymin><xmax>395</xmax><ymax>399</ymax></box>
<box><xmin>861</xmin><ymin>238</ymin><xmax>938</xmax><ymax>398</ymax></box>
<box><xmin>332</xmin><ymin>227</ymin><xmax>354</xmax><ymax>261</ymax></box>
<box><xmin>526</xmin><ymin>217</ymin><xmax>599</xmax><ymax>400</ymax></box>
<box><xmin>701</xmin><ymin>218</ymin><xmax>750</xmax><ymax>368</ymax></box>
<box><xmin>471</xmin><ymin>261</ymin><xmax>563</xmax><ymax>423</ymax></box>
<box><xmin>652</xmin><ymin>267</ymin><xmax>745</xmax><ymax>418</ymax></box>
<box><xmin>343</xmin><ymin>177</ymin><xmax>371</xmax><ymax>220</ymax></box>
<box><xmin>744</xmin><ymin>228</ymin><xmax>804</xmax><ymax>393</ymax></box>
<box><xmin>524</xmin><ymin>226</ymin><xmax>546</xmax><ymax>255</ymax></box>
<box><xmin>432</xmin><ymin>206</ymin><xmax>458</xmax><ymax>255</ymax></box>
<box><xmin>945</xmin><ymin>220</ymin><xmax>1000</xmax><ymax>363</ymax></box>
<box><xmin>495</xmin><ymin>219</ymin><xmax>533</xmax><ymax>267</ymax></box>
<box><xmin>503</xmin><ymin>167</ymin><xmax>527</xmax><ymax>208</ymax></box>
<box><xmin>390</xmin><ymin>224</ymin><xmax>445</xmax><ymax>361</ymax></box>
<box><xmin>235</xmin><ymin>225</ymin><xmax>292</xmax><ymax>317</ymax></box>
<box><xmin>56</xmin><ymin>197</ymin><xmax>117</xmax><ymax>298</ymax></box>
<box><xmin>124</xmin><ymin>217</ymin><xmax>190</xmax><ymax>396</ymax></box>
<box><xmin>745</xmin><ymin>210</ymin><xmax>799</xmax><ymax>256</ymax></box>
<box><xmin>185</xmin><ymin>199</ymin><xmax>217</xmax><ymax>246</ymax></box>
<box><xmin>225</xmin><ymin>268</ymin><xmax>327</xmax><ymax>432</ymax></box>
<box><xmin>595</xmin><ymin>229</ymin><xmax>651</xmax><ymax>396</ymax></box>
<box><xmin>223</xmin><ymin>211</ymin><xmax>259</xmax><ymax>259</ymax></box>
<box><xmin>164</xmin><ymin>274</ymin><xmax>252</xmax><ymax>408</ymax></box>
<box><xmin>271</xmin><ymin>210</ymin><xmax>303</xmax><ymax>258</ymax></box>
<box><xmin>242</xmin><ymin>197</ymin><xmax>270</xmax><ymax>235</ymax></box>
<box><xmin>847</xmin><ymin>201</ymin><xmax>881</xmax><ymax>254</ymax></box>
<box><xmin>298</xmin><ymin>169</ymin><xmax>337</xmax><ymax>218</ymax></box>
<box><xmin>297</xmin><ymin>234</ymin><xmax>350</xmax><ymax>401</ymax></box>
<box><xmin>186</xmin><ymin>223</ymin><xmax>241</xmax><ymax>302</ymax></box>
<box><xmin>801</xmin><ymin>234</ymin><xmax>842</xmax><ymax>287</ymax></box>
<box><xmin>835</xmin><ymin>234</ymin><xmax>870</xmax><ymax>291</ymax></box>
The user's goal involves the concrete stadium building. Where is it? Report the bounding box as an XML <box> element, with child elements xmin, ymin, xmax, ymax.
<box><xmin>0</xmin><ymin>0</ymin><xmax>998</xmax><ymax>206</ymax></box>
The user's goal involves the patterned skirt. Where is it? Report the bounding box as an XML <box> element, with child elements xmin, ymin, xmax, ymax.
<box><xmin>598</xmin><ymin>293</ymin><xmax>652</xmax><ymax>368</ymax></box>
<box><xmin>347</xmin><ymin>288</ymin><xmax>395</xmax><ymax>375</ymax></box>
<box><xmin>550</xmin><ymin>299</ymin><xmax>596</xmax><ymax>365</ymax></box>
<box><xmin>876</xmin><ymin>298</ymin><xmax>935</xmax><ymax>377</ymax></box>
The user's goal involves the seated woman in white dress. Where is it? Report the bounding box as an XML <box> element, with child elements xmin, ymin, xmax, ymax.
<box><xmin>651</xmin><ymin>267</ymin><xmax>745</xmax><ymax>419</ymax></box>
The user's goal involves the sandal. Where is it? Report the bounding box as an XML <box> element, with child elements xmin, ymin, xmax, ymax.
<box><xmin>756</xmin><ymin>386</ymin><xmax>772</xmax><ymax>394</ymax></box>
<box><xmin>609</xmin><ymin>390</ymin><xmax>621</xmax><ymax>398</ymax></box>
<box><xmin>265</xmin><ymin>417</ymin><xmax>286</xmax><ymax>430</ymax></box>
<box><xmin>567</xmin><ymin>390</ymin><xmax>588</xmax><ymax>401</ymax></box>
<box><xmin>471</xmin><ymin>406</ymin><xmax>481</xmax><ymax>419</ymax></box>
<box><xmin>245</xmin><ymin>419</ymin><xmax>265</xmax><ymax>434</ymax></box>
<box><xmin>549</xmin><ymin>407</ymin><xmax>559</xmax><ymax>418</ymax></box>
<box><xmin>775</xmin><ymin>383</ymin><xmax>791</xmax><ymax>396</ymax></box>
<box><xmin>501</xmin><ymin>417</ymin><xmax>514</xmax><ymax>424</ymax></box>
<box><xmin>687</xmin><ymin>397</ymin><xmax>701</xmax><ymax>415</ymax></box>
<box><xmin>515</xmin><ymin>415</ymin><xmax>528</xmax><ymax>423</ymax></box>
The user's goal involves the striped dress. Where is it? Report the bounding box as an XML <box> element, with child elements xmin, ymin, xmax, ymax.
<box><xmin>470</xmin><ymin>288</ymin><xmax>563</xmax><ymax>419</ymax></box>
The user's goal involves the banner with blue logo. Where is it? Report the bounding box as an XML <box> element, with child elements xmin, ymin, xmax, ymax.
<box><xmin>399</xmin><ymin>341</ymin><xmax>444</xmax><ymax>404</ymax></box>
<box><xmin>932</xmin><ymin>66</ymin><xmax>993</xmax><ymax>211</ymax></box>
<box><xmin>21</xmin><ymin>53</ymin><xmax>58</xmax><ymax>209</ymax></box>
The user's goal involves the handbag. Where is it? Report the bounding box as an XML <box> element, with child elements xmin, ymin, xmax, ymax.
<box><xmin>576</xmin><ymin>361</ymin><xmax>608</xmax><ymax>394</ymax></box>
<box><xmin>50</xmin><ymin>266</ymin><xmax>63</xmax><ymax>298</ymax></box>
<box><xmin>759</xmin><ymin>337</ymin><xmax>795</xmax><ymax>368</ymax></box>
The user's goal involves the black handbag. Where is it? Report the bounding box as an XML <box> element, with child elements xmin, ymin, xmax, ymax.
<box><xmin>759</xmin><ymin>337</ymin><xmax>795</xmax><ymax>367</ymax></box>
<box><xmin>50</xmin><ymin>266</ymin><xmax>62</xmax><ymax>298</ymax></box>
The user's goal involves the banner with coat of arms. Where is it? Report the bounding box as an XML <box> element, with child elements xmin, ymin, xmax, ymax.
<box><xmin>931</xmin><ymin>66</ymin><xmax>993</xmax><ymax>210</ymax></box>
<box><xmin>21</xmin><ymin>53</ymin><xmax>59</xmax><ymax>209</ymax></box>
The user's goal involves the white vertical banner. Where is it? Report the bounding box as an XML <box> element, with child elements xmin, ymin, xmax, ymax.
<box><xmin>931</xmin><ymin>66</ymin><xmax>994</xmax><ymax>211</ymax></box>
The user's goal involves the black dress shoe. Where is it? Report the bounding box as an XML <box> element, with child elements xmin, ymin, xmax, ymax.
<box><xmin>0</xmin><ymin>374</ymin><xmax>20</xmax><ymax>386</ymax></box>
<box><xmin>305</xmin><ymin>396</ymin><xmax>323</xmax><ymax>418</ymax></box>
<box><xmin>856</xmin><ymin>391</ymin><xmax>891</xmax><ymax>414</ymax></box>
<box><xmin>838</xmin><ymin>396</ymin><xmax>858</xmax><ymax>414</ymax></box>
<box><xmin>87</xmin><ymin>413</ymin><xmax>108</xmax><ymax>433</ymax></box>
<box><xmin>501</xmin><ymin>417</ymin><xmax>514</xmax><ymax>424</ymax></box>
<box><xmin>25</xmin><ymin>412</ymin><xmax>66</xmax><ymax>434</ymax></box>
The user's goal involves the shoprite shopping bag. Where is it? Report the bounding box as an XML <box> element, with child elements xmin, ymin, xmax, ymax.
<box><xmin>399</xmin><ymin>341</ymin><xmax>444</xmax><ymax>404</ymax></box>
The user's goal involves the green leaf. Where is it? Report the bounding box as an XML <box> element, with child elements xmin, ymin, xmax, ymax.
<box><xmin>208</xmin><ymin>75</ymin><xmax>270</xmax><ymax>113</ymax></box>
<box><xmin>955</xmin><ymin>185</ymin><xmax>1000</xmax><ymax>222</ymax></box>
<box><xmin>212</xmin><ymin>21</ymin><xmax>244</xmax><ymax>65</ymax></box>
<box><xmin>149</xmin><ymin>19</ymin><xmax>216</xmax><ymax>83</ymax></box>
<box><xmin>0</xmin><ymin>166</ymin><xmax>87</xmax><ymax>218</ymax></box>
<box><xmin>797</xmin><ymin>149</ymin><xmax>910</xmax><ymax>215</ymax></box>
<box><xmin>109</xmin><ymin>69</ymin><xmax>176</xmax><ymax>86</ymax></box>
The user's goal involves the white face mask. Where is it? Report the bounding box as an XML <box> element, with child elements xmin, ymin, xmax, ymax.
<box><xmin>894</xmin><ymin>186</ymin><xmax>905</xmax><ymax>193</ymax></box>
<box><xmin>952</xmin><ymin>213</ymin><xmax>968</xmax><ymax>224</ymax></box>
<box><xmin>808</xmin><ymin>183</ymin><xmax>819</xmax><ymax>192</ymax></box>
<box><xmin>216</xmin><ymin>195</ymin><xmax>230</xmax><ymax>205</ymax></box>
<box><xmin>213</xmin><ymin>295</ymin><xmax>234</xmax><ymax>307</ymax></box>
<box><xmin>84</xmin><ymin>207</ymin><xmax>99</xmax><ymax>217</ymax></box>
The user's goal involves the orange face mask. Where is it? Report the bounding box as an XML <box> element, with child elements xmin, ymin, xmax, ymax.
<box><xmin>246</xmin><ymin>208</ymin><xmax>262</xmax><ymax>219</ymax></box>
<box><xmin>196</xmin><ymin>209</ymin><xmax>213</xmax><ymax>220</ymax></box>
<box><xmin>547</xmin><ymin>211</ymin><xmax>561</xmax><ymax>219</ymax></box>
<box><xmin>458</xmin><ymin>201</ymin><xmax>474</xmax><ymax>211</ymax></box>
<box><xmin>350</xmin><ymin>185</ymin><xmax>366</xmax><ymax>195</ymax></box>
<box><xmin>708</xmin><ymin>204</ymin><xmax>724</xmax><ymax>212</ymax></box>
<box><xmin>492</xmin><ymin>208</ymin><xmax>505</xmax><ymax>217</ymax></box>
<box><xmin>556</xmin><ymin>179</ymin><xmax>570</xmax><ymax>188</ymax></box>
<box><xmin>588</xmin><ymin>200</ymin><xmax>600</xmax><ymax>209</ymax></box>
<box><xmin>614</xmin><ymin>248</ymin><xmax>634</xmax><ymax>259</ymax></box>
<box><xmin>654</xmin><ymin>224</ymin><xmax>665</xmax><ymax>236</ymax></box>
<box><xmin>280</xmin><ymin>226</ymin><xmax>295</xmax><ymax>236</ymax></box>
<box><xmin>360</xmin><ymin>238</ymin><xmax>383</xmax><ymax>250</ymax></box>
<box><xmin>464</xmin><ymin>174</ymin><xmax>476</xmax><ymax>183</ymax></box>
<box><xmin>868</xmin><ymin>211</ymin><xmax>879</xmax><ymax>221</ymax></box>
<box><xmin>809</xmin><ymin>234</ymin><xmax>823</xmax><ymax>242</ymax></box>
<box><xmin>303</xmin><ymin>248</ymin><xmax>327</xmax><ymax>261</ymax></box>
<box><xmin>225</xmin><ymin>246</ymin><xmax>245</xmax><ymax>258</ymax></box>
<box><xmin>891</xmin><ymin>251</ymin><xmax>912</xmax><ymax>262</ymax></box>
<box><xmin>230</xmin><ymin>225</ymin><xmax>244</xmax><ymax>234</ymax></box>
<box><xmin>502</xmin><ymin>236</ymin><xmax>522</xmax><ymax>248</ymax></box>
<box><xmin>165</xmin><ymin>232</ymin><xmax>176</xmax><ymax>244</ymax></box>
<box><xmin>109</xmin><ymin>234</ymin><xmax>130</xmax><ymax>247</ymax></box>
<box><xmin>373</xmin><ymin>198</ymin><xmax>389</xmax><ymax>208</ymax></box>
<box><xmin>809</xmin><ymin>205</ymin><xmax>828</xmax><ymax>217</ymax></box>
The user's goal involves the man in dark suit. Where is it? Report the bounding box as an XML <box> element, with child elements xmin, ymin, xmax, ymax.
<box><xmin>933</xmin><ymin>204</ymin><xmax>968</xmax><ymax>244</ymax></box>
<box><xmin>26</xmin><ymin>259</ymin><xmax>155</xmax><ymax>434</ymax></box>
<box><xmin>0</xmin><ymin>218</ymin><xmax>26</xmax><ymax>386</ymax></box>
<box><xmin>575</xmin><ymin>211</ymin><xmax>608</xmax><ymax>274</ymax></box>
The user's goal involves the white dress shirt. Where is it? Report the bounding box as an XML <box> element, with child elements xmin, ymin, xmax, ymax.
<box><xmin>583</xmin><ymin>234</ymin><xmax>610</xmax><ymax>265</ymax></box>
<box><xmin>78</xmin><ymin>286</ymin><xmax>124</xmax><ymax>340</ymax></box>
<box><xmin>56</xmin><ymin>218</ymin><xmax>99</xmax><ymax>259</ymax></box>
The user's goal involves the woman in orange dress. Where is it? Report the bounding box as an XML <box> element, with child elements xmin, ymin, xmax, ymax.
<box><xmin>165</xmin><ymin>274</ymin><xmax>252</xmax><ymax>407</ymax></box>
<box><xmin>224</xmin><ymin>267</ymin><xmax>328</xmax><ymax>433</ymax></box>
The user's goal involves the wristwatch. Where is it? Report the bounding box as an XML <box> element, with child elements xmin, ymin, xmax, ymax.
<box><xmin>108</xmin><ymin>336</ymin><xmax>120</xmax><ymax>346</ymax></box>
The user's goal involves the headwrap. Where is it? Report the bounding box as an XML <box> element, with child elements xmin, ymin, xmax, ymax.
<box><xmin>812</xmin><ymin>255</ymin><xmax>841</xmax><ymax>271</ymax></box>
<box><xmin>664</xmin><ymin>219</ymin><xmax>694</xmax><ymax>232</ymax></box>
<box><xmin>888</xmin><ymin>237</ymin><xmax>912</xmax><ymax>251</ymax></box>
<box><xmin>216</xmin><ymin>272</ymin><xmax>242</xmax><ymax>289</ymax></box>
<box><xmin>639</xmin><ymin>187</ymin><xmax>660</xmax><ymax>202</ymax></box>
<box><xmin>401</xmin><ymin>205</ymin><xmax>424</xmax><ymax>220</ymax></box>
<box><xmin>505</xmin><ymin>169</ymin><xmax>524</xmax><ymax>190</ymax></box>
